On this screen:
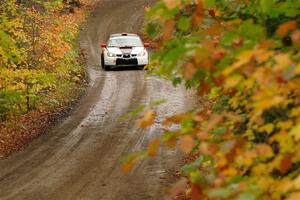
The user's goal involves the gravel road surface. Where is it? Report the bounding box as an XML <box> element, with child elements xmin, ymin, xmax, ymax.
<box><xmin>0</xmin><ymin>1</ymin><xmax>196</xmax><ymax>199</ymax></box>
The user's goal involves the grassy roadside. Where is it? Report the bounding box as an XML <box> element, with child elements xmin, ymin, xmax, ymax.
<box><xmin>0</xmin><ymin>0</ymin><xmax>95</xmax><ymax>157</ymax></box>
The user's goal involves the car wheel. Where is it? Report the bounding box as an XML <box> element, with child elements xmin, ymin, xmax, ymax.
<box><xmin>101</xmin><ymin>53</ymin><xmax>105</xmax><ymax>69</ymax></box>
<box><xmin>104</xmin><ymin>65</ymin><xmax>111</xmax><ymax>71</ymax></box>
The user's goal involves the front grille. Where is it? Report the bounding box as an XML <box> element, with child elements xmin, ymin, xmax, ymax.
<box><xmin>123</xmin><ymin>54</ymin><xmax>130</xmax><ymax>58</ymax></box>
<box><xmin>116</xmin><ymin>58</ymin><xmax>138</xmax><ymax>66</ymax></box>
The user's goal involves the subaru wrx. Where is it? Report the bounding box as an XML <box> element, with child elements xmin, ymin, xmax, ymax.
<box><xmin>100</xmin><ymin>33</ymin><xmax>150</xmax><ymax>70</ymax></box>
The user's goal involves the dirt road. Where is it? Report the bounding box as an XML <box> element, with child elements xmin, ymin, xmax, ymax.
<box><xmin>0</xmin><ymin>1</ymin><xmax>195</xmax><ymax>199</ymax></box>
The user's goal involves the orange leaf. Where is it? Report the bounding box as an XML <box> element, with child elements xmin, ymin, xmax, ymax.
<box><xmin>192</xmin><ymin>1</ymin><xmax>204</xmax><ymax>28</ymax></box>
<box><xmin>208</xmin><ymin>9</ymin><xmax>216</xmax><ymax>17</ymax></box>
<box><xmin>196</xmin><ymin>131</ymin><xmax>209</xmax><ymax>140</ymax></box>
<box><xmin>163</xmin><ymin>0</ymin><xmax>181</xmax><ymax>9</ymax></box>
<box><xmin>148</xmin><ymin>139</ymin><xmax>160</xmax><ymax>157</ymax></box>
<box><xmin>205</xmin><ymin>22</ymin><xmax>221</xmax><ymax>36</ymax></box>
<box><xmin>136</xmin><ymin>110</ymin><xmax>156</xmax><ymax>128</ymax></box>
<box><xmin>179</xmin><ymin>135</ymin><xmax>196</xmax><ymax>154</ymax></box>
<box><xmin>162</xmin><ymin>113</ymin><xmax>189</xmax><ymax>125</ymax></box>
<box><xmin>258</xmin><ymin>39</ymin><xmax>274</xmax><ymax>49</ymax></box>
<box><xmin>255</xmin><ymin>144</ymin><xmax>273</xmax><ymax>157</ymax></box>
<box><xmin>287</xmin><ymin>192</ymin><xmax>300</xmax><ymax>200</ymax></box>
<box><xmin>232</xmin><ymin>38</ymin><xmax>244</xmax><ymax>46</ymax></box>
<box><xmin>121</xmin><ymin>161</ymin><xmax>134</xmax><ymax>173</ymax></box>
<box><xmin>276</xmin><ymin>20</ymin><xmax>297</xmax><ymax>37</ymax></box>
<box><xmin>168</xmin><ymin>178</ymin><xmax>188</xmax><ymax>197</ymax></box>
<box><xmin>183</xmin><ymin>63</ymin><xmax>197</xmax><ymax>79</ymax></box>
<box><xmin>279</xmin><ymin>153</ymin><xmax>293</xmax><ymax>174</ymax></box>
<box><xmin>291</xmin><ymin>30</ymin><xmax>300</xmax><ymax>45</ymax></box>
<box><xmin>212</xmin><ymin>49</ymin><xmax>226</xmax><ymax>61</ymax></box>
<box><xmin>163</xmin><ymin>19</ymin><xmax>175</xmax><ymax>41</ymax></box>
<box><xmin>200</xmin><ymin>142</ymin><xmax>218</xmax><ymax>156</ymax></box>
<box><xmin>198</xmin><ymin>81</ymin><xmax>211</xmax><ymax>96</ymax></box>
<box><xmin>191</xmin><ymin>185</ymin><xmax>202</xmax><ymax>200</ymax></box>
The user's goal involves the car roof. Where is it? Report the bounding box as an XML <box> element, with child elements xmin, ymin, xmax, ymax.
<box><xmin>109</xmin><ymin>33</ymin><xmax>139</xmax><ymax>38</ymax></box>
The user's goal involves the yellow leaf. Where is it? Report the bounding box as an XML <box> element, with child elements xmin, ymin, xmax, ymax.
<box><xmin>274</xmin><ymin>54</ymin><xmax>292</xmax><ymax>71</ymax></box>
<box><xmin>290</xmin><ymin>124</ymin><xmax>300</xmax><ymax>142</ymax></box>
<box><xmin>224</xmin><ymin>75</ymin><xmax>242</xmax><ymax>89</ymax></box>
<box><xmin>291</xmin><ymin>107</ymin><xmax>300</xmax><ymax>117</ymax></box>
<box><xmin>243</xmin><ymin>78</ymin><xmax>255</xmax><ymax>89</ymax></box>
<box><xmin>257</xmin><ymin>177</ymin><xmax>274</xmax><ymax>191</ymax></box>
<box><xmin>221</xmin><ymin>167</ymin><xmax>238</xmax><ymax>176</ymax></box>
<box><xmin>270</xmin><ymin>131</ymin><xmax>295</xmax><ymax>154</ymax></box>
<box><xmin>292</xmin><ymin>175</ymin><xmax>300</xmax><ymax>190</ymax></box>
<box><xmin>258</xmin><ymin>123</ymin><xmax>274</xmax><ymax>134</ymax></box>
<box><xmin>255</xmin><ymin>144</ymin><xmax>273</xmax><ymax>158</ymax></box>
<box><xmin>254</xmin><ymin>49</ymin><xmax>274</xmax><ymax>64</ymax></box>
<box><xmin>238</xmin><ymin>50</ymin><xmax>255</xmax><ymax>62</ymax></box>
<box><xmin>236</xmin><ymin>150</ymin><xmax>256</xmax><ymax>166</ymax></box>
<box><xmin>294</xmin><ymin>62</ymin><xmax>300</xmax><ymax>75</ymax></box>
<box><xmin>276</xmin><ymin>121</ymin><xmax>293</xmax><ymax>131</ymax></box>
<box><xmin>222</xmin><ymin>50</ymin><xmax>254</xmax><ymax>76</ymax></box>
<box><xmin>216</xmin><ymin>156</ymin><xmax>227</xmax><ymax>169</ymax></box>
<box><xmin>253</xmin><ymin>163</ymin><xmax>269</xmax><ymax>175</ymax></box>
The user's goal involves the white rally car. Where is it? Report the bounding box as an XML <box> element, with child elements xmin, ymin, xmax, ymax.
<box><xmin>100</xmin><ymin>33</ymin><xmax>150</xmax><ymax>70</ymax></box>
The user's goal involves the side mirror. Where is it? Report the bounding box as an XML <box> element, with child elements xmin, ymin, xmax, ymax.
<box><xmin>144</xmin><ymin>43</ymin><xmax>150</xmax><ymax>47</ymax></box>
<box><xmin>101</xmin><ymin>44</ymin><xmax>107</xmax><ymax>48</ymax></box>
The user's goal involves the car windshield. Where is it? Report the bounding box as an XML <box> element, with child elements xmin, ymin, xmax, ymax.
<box><xmin>108</xmin><ymin>37</ymin><xmax>143</xmax><ymax>47</ymax></box>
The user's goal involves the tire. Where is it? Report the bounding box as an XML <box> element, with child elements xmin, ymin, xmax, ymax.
<box><xmin>101</xmin><ymin>53</ymin><xmax>105</xmax><ymax>69</ymax></box>
<box><xmin>101</xmin><ymin>54</ymin><xmax>111</xmax><ymax>71</ymax></box>
<box><xmin>104</xmin><ymin>65</ymin><xmax>111</xmax><ymax>71</ymax></box>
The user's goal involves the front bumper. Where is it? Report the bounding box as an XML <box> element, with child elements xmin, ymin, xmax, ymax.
<box><xmin>104</xmin><ymin>55</ymin><xmax>149</xmax><ymax>66</ymax></box>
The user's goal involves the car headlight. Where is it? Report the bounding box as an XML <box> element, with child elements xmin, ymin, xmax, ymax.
<box><xmin>138</xmin><ymin>50</ymin><xmax>146</xmax><ymax>57</ymax></box>
<box><xmin>107</xmin><ymin>51</ymin><xmax>116</xmax><ymax>57</ymax></box>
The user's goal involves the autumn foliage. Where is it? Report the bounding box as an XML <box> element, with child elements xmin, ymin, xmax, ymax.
<box><xmin>0</xmin><ymin>0</ymin><xmax>91</xmax><ymax>156</ymax></box>
<box><xmin>127</xmin><ymin>0</ymin><xmax>300</xmax><ymax>199</ymax></box>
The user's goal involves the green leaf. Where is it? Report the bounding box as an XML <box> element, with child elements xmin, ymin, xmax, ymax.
<box><xmin>236</xmin><ymin>192</ymin><xmax>258</xmax><ymax>200</ymax></box>
<box><xmin>181</xmin><ymin>155</ymin><xmax>204</xmax><ymax>176</ymax></box>
<box><xmin>239</xmin><ymin>20</ymin><xmax>265</xmax><ymax>40</ymax></box>
<box><xmin>161</xmin><ymin>131</ymin><xmax>179</xmax><ymax>141</ymax></box>
<box><xmin>260</xmin><ymin>0</ymin><xmax>276</xmax><ymax>14</ymax></box>
<box><xmin>212</xmin><ymin>126</ymin><xmax>226</xmax><ymax>135</ymax></box>
<box><xmin>204</xmin><ymin>0</ymin><xmax>216</xmax><ymax>8</ymax></box>
<box><xmin>177</xmin><ymin>17</ymin><xmax>190</xmax><ymax>31</ymax></box>
<box><xmin>150</xmin><ymin>98</ymin><xmax>166</xmax><ymax>106</ymax></box>
<box><xmin>208</xmin><ymin>188</ymin><xmax>235</xmax><ymax>198</ymax></box>
<box><xmin>190</xmin><ymin>170</ymin><xmax>204</xmax><ymax>184</ymax></box>
<box><xmin>146</xmin><ymin>23</ymin><xmax>157</xmax><ymax>38</ymax></box>
<box><xmin>119</xmin><ymin>104</ymin><xmax>146</xmax><ymax>121</ymax></box>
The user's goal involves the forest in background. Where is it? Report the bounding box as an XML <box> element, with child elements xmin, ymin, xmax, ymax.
<box><xmin>0</xmin><ymin>0</ymin><xmax>91</xmax><ymax>156</ymax></box>
<box><xmin>123</xmin><ymin>0</ymin><xmax>300</xmax><ymax>199</ymax></box>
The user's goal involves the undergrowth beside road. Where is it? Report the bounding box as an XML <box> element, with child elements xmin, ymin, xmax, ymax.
<box><xmin>123</xmin><ymin>0</ymin><xmax>300</xmax><ymax>199</ymax></box>
<box><xmin>0</xmin><ymin>0</ymin><xmax>94</xmax><ymax>157</ymax></box>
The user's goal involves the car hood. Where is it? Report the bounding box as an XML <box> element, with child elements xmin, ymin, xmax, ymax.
<box><xmin>107</xmin><ymin>47</ymin><xmax>145</xmax><ymax>54</ymax></box>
